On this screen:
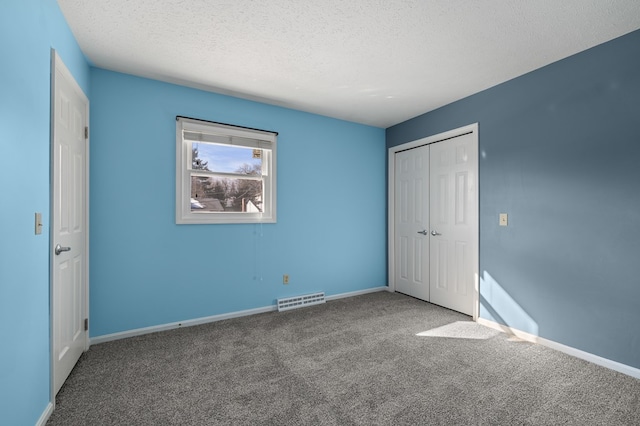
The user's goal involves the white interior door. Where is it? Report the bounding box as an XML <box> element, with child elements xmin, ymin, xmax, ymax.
<box><xmin>52</xmin><ymin>51</ymin><xmax>89</xmax><ymax>395</ymax></box>
<box><xmin>394</xmin><ymin>146</ymin><xmax>430</xmax><ymax>300</ymax></box>
<box><xmin>391</xmin><ymin>126</ymin><xmax>478</xmax><ymax>317</ymax></box>
<box><xmin>429</xmin><ymin>133</ymin><xmax>477</xmax><ymax>316</ymax></box>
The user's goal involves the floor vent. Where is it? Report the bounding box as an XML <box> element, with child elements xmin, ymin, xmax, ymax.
<box><xmin>277</xmin><ymin>292</ymin><xmax>326</xmax><ymax>312</ymax></box>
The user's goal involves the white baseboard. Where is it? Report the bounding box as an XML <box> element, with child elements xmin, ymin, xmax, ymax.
<box><xmin>91</xmin><ymin>286</ymin><xmax>388</xmax><ymax>345</ymax></box>
<box><xmin>36</xmin><ymin>402</ymin><xmax>53</xmax><ymax>426</ymax></box>
<box><xmin>477</xmin><ymin>317</ymin><xmax>640</xmax><ymax>379</ymax></box>
<box><xmin>91</xmin><ymin>305</ymin><xmax>277</xmax><ymax>345</ymax></box>
<box><xmin>325</xmin><ymin>286</ymin><xmax>388</xmax><ymax>301</ymax></box>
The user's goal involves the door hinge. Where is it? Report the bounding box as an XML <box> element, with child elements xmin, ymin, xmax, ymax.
<box><xmin>84</xmin><ymin>126</ymin><xmax>89</xmax><ymax>139</ymax></box>
<box><xmin>84</xmin><ymin>318</ymin><xmax>88</xmax><ymax>331</ymax></box>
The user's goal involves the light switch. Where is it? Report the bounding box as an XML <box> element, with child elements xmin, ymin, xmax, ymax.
<box><xmin>35</xmin><ymin>212</ymin><xmax>43</xmax><ymax>235</ymax></box>
<box><xmin>499</xmin><ymin>213</ymin><xmax>508</xmax><ymax>227</ymax></box>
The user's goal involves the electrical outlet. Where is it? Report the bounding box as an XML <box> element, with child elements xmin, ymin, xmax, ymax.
<box><xmin>283</xmin><ymin>274</ymin><xmax>289</xmax><ymax>285</ymax></box>
<box><xmin>499</xmin><ymin>213</ymin><xmax>508</xmax><ymax>227</ymax></box>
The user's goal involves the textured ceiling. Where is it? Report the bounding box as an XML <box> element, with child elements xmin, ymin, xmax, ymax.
<box><xmin>57</xmin><ymin>0</ymin><xmax>640</xmax><ymax>128</ymax></box>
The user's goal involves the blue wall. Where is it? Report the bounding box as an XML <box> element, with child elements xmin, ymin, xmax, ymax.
<box><xmin>89</xmin><ymin>69</ymin><xmax>386</xmax><ymax>337</ymax></box>
<box><xmin>387</xmin><ymin>30</ymin><xmax>640</xmax><ymax>369</ymax></box>
<box><xmin>0</xmin><ymin>1</ymin><xmax>89</xmax><ymax>425</ymax></box>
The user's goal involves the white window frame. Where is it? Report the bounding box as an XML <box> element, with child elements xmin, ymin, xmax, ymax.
<box><xmin>176</xmin><ymin>116</ymin><xmax>277</xmax><ymax>224</ymax></box>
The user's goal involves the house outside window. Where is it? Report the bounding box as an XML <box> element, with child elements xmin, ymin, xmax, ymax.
<box><xmin>176</xmin><ymin>116</ymin><xmax>277</xmax><ymax>224</ymax></box>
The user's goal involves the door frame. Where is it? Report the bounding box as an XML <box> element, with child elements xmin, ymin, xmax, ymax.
<box><xmin>49</xmin><ymin>49</ymin><xmax>90</xmax><ymax>403</ymax></box>
<box><xmin>388</xmin><ymin>123</ymin><xmax>479</xmax><ymax>320</ymax></box>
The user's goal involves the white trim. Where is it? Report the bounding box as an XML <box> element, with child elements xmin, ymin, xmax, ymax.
<box><xmin>35</xmin><ymin>402</ymin><xmax>54</xmax><ymax>426</ymax></box>
<box><xmin>91</xmin><ymin>286</ymin><xmax>388</xmax><ymax>345</ymax></box>
<box><xmin>91</xmin><ymin>305</ymin><xmax>276</xmax><ymax>344</ymax></box>
<box><xmin>325</xmin><ymin>286</ymin><xmax>388</xmax><ymax>301</ymax></box>
<box><xmin>477</xmin><ymin>318</ymin><xmax>640</xmax><ymax>379</ymax></box>
<box><xmin>388</xmin><ymin>123</ymin><xmax>479</xmax><ymax>320</ymax></box>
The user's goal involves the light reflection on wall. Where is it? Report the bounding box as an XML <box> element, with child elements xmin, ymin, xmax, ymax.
<box><xmin>480</xmin><ymin>270</ymin><xmax>539</xmax><ymax>336</ymax></box>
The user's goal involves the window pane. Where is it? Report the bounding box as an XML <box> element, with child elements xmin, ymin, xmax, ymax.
<box><xmin>191</xmin><ymin>176</ymin><xmax>264</xmax><ymax>213</ymax></box>
<box><xmin>177</xmin><ymin>117</ymin><xmax>276</xmax><ymax>224</ymax></box>
<box><xmin>192</xmin><ymin>143</ymin><xmax>262</xmax><ymax>175</ymax></box>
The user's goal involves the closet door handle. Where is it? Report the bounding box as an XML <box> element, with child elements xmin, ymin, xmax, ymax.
<box><xmin>430</xmin><ymin>230</ymin><xmax>441</xmax><ymax>236</ymax></box>
<box><xmin>417</xmin><ymin>230</ymin><xmax>428</xmax><ymax>235</ymax></box>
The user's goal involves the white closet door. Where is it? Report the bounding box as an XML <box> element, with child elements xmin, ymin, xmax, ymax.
<box><xmin>429</xmin><ymin>133</ymin><xmax>477</xmax><ymax>316</ymax></box>
<box><xmin>394</xmin><ymin>145</ymin><xmax>430</xmax><ymax>301</ymax></box>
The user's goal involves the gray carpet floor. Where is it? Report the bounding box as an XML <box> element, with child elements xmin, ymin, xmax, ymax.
<box><xmin>47</xmin><ymin>291</ymin><xmax>640</xmax><ymax>425</ymax></box>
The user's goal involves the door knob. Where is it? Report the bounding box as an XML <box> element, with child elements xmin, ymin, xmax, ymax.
<box><xmin>55</xmin><ymin>244</ymin><xmax>71</xmax><ymax>255</ymax></box>
<box><xmin>430</xmin><ymin>230</ymin><xmax>441</xmax><ymax>236</ymax></box>
<box><xmin>417</xmin><ymin>230</ymin><xmax>428</xmax><ymax>235</ymax></box>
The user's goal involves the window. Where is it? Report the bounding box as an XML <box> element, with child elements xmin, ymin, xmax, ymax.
<box><xmin>176</xmin><ymin>116</ymin><xmax>277</xmax><ymax>224</ymax></box>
